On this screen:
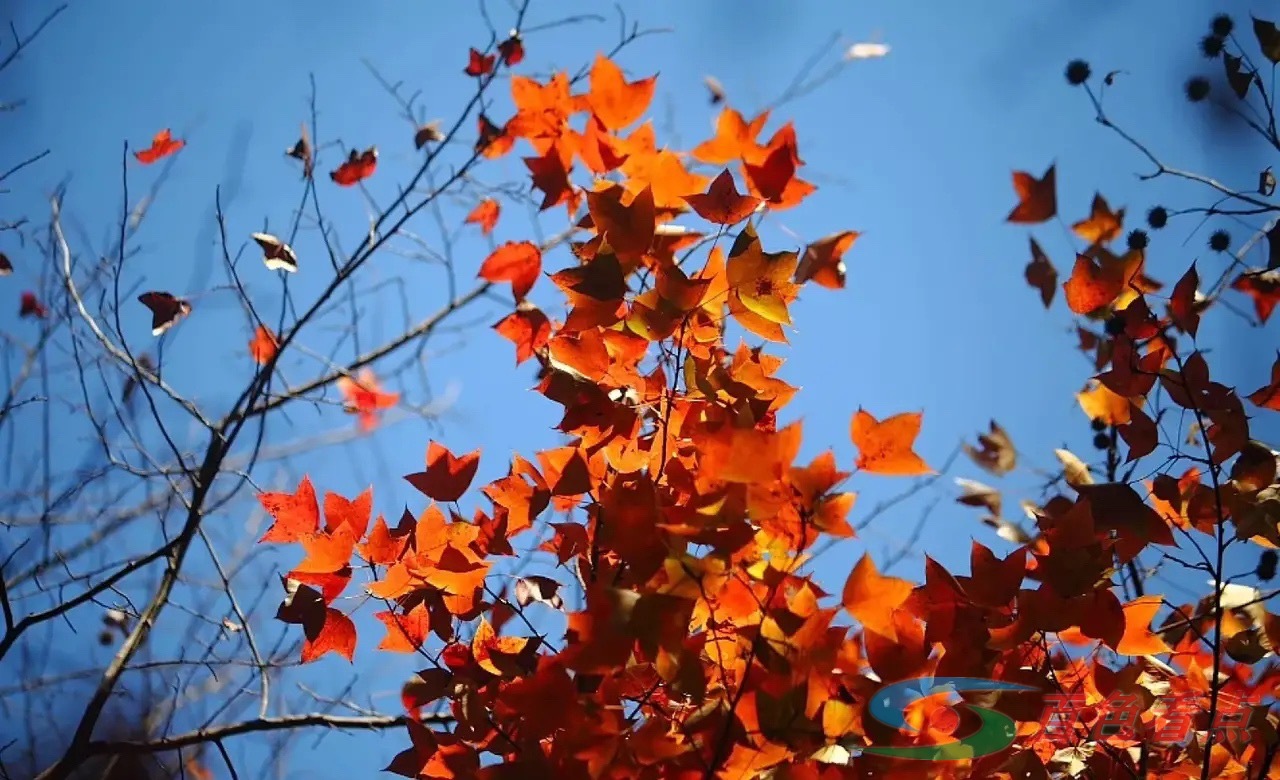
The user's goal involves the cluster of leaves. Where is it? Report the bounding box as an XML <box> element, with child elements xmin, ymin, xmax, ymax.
<box><xmin>244</xmin><ymin>34</ymin><xmax>1280</xmax><ymax>778</ymax></box>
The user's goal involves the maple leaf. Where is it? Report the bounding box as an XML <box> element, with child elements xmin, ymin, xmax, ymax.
<box><xmin>587</xmin><ymin>54</ymin><xmax>656</xmax><ymax>130</ymax></box>
<box><xmin>851</xmin><ymin>409</ymin><xmax>932</xmax><ymax>476</ymax></box>
<box><xmin>743</xmin><ymin>123</ymin><xmax>816</xmax><ymax>210</ymax></box>
<box><xmin>1078</xmin><ymin>379</ymin><xmax>1134</xmax><ymax>426</ymax></box>
<box><xmin>138</xmin><ymin>291</ymin><xmax>192</xmax><ymax>336</ymax></box>
<box><xmin>251</xmin><ymin>232</ymin><xmax>298</xmax><ymax>273</ymax></box>
<box><xmin>795</xmin><ymin>230</ymin><xmax>858</xmax><ymax>290</ymax></box>
<box><xmin>1116</xmin><ymin>595</ymin><xmax>1172</xmax><ymax>655</ymax></box>
<box><xmin>413</xmin><ymin>120</ymin><xmax>444</xmax><ymax>149</ymax></box>
<box><xmin>259</xmin><ymin>476</ymin><xmax>320</xmax><ymax>543</ymax></box>
<box><xmin>1232</xmin><ymin>268</ymin><xmax>1280</xmax><ymax>323</ymax></box>
<box><xmin>464</xmin><ymin>198</ymin><xmax>501</xmax><ymax>235</ymax></box>
<box><xmin>586</xmin><ymin>184</ymin><xmax>655</xmax><ymax>262</ymax></box>
<box><xmin>691</xmin><ymin>107</ymin><xmax>770</xmax><ymax>165</ymax></box>
<box><xmin>248</xmin><ymin>325</ymin><xmax>278</xmax><ymax>365</ymax></box>
<box><xmin>336</xmin><ymin>368</ymin><xmax>399</xmax><ymax>431</ymax></box>
<box><xmin>682</xmin><ymin>170</ymin><xmax>761</xmax><ymax>225</ymax></box>
<box><xmin>464</xmin><ymin>47</ymin><xmax>495</xmax><ymax>77</ymax></box>
<box><xmin>1005</xmin><ymin>164</ymin><xmax>1056</xmax><ymax>223</ymax></box>
<box><xmin>329</xmin><ymin>147</ymin><xmax>377</xmax><ymax>186</ymax></box>
<box><xmin>18</xmin><ymin>291</ymin><xmax>46</xmax><ymax>319</ymax></box>
<box><xmin>0</xmin><ymin>252</ymin><xmax>11</xmax><ymax>275</ymax></box>
<box><xmin>375</xmin><ymin>603</ymin><xmax>431</xmax><ymax>652</ymax></box>
<box><xmin>276</xmin><ymin>581</ymin><xmax>356</xmax><ymax>663</ymax></box>
<box><xmin>963</xmin><ymin>419</ymin><xmax>1016</xmax><ymax>476</ymax></box>
<box><xmin>1242</xmin><ymin>359</ymin><xmax>1280</xmax><ymax>420</ymax></box>
<box><xmin>726</xmin><ymin>223</ymin><xmax>800</xmax><ymax>326</ymax></box>
<box><xmin>478</xmin><ymin>241</ymin><xmax>542</xmax><ymax>301</ymax></box>
<box><xmin>493</xmin><ymin>302</ymin><xmax>551</xmax><ymax>364</ymax></box>
<box><xmin>1072</xmin><ymin>193</ymin><xmax>1125</xmax><ymax>245</ymax></box>
<box><xmin>285</xmin><ymin>123</ymin><xmax>313</xmax><ymax>178</ymax></box>
<box><xmin>1062</xmin><ymin>250</ymin><xmax>1147</xmax><ymax>315</ymax></box>
<box><xmin>842</xmin><ymin>553</ymin><xmax>914</xmax><ymax>641</ymax></box>
<box><xmin>498</xmin><ymin>30</ymin><xmax>524</xmax><ymax>65</ymax></box>
<box><xmin>134</xmin><ymin>128</ymin><xmax>185</xmax><ymax>165</ymax></box>
<box><xmin>405</xmin><ymin>441</ymin><xmax>481</xmax><ymax>503</ymax></box>
<box><xmin>358</xmin><ymin>511</ymin><xmax>412</xmax><ymax>565</ymax></box>
<box><xmin>524</xmin><ymin>142</ymin><xmax>577</xmax><ymax>211</ymax></box>
<box><xmin>1024</xmin><ymin>237</ymin><xmax>1057</xmax><ymax>308</ymax></box>
<box><xmin>475</xmin><ymin>113</ymin><xmax>515</xmax><ymax>158</ymax></box>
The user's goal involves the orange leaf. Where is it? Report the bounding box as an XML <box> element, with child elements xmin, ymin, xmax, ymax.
<box><xmin>587</xmin><ymin>54</ymin><xmax>656</xmax><ymax>130</ymax></box>
<box><xmin>795</xmin><ymin>230</ymin><xmax>859</xmax><ymax>290</ymax></box>
<box><xmin>1077</xmin><ymin>380</ymin><xmax>1133</xmax><ymax>426</ymax></box>
<box><xmin>691</xmin><ymin>107</ymin><xmax>770</xmax><ymax>165</ymax></box>
<box><xmin>259</xmin><ymin>476</ymin><xmax>320</xmax><ymax>543</ymax></box>
<box><xmin>405</xmin><ymin>441</ymin><xmax>481</xmax><ymax>503</ymax></box>
<box><xmin>336</xmin><ymin>369</ymin><xmax>399</xmax><ymax>431</ymax></box>
<box><xmin>1063</xmin><ymin>253</ymin><xmax>1125</xmax><ymax>315</ymax></box>
<box><xmin>842</xmin><ymin>553</ymin><xmax>914</xmax><ymax>641</ymax></box>
<box><xmin>1005</xmin><ymin>164</ymin><xmax>1056</xmax><ymax>224</ymax></box>
<box><xmin>493</xmin><ymin>303</ymin><xmax>551</xmax><ymax>365</ymax></box>
<box><xmin>464</xmin><ymin>198</ymin><xmax>501</xmax><ymax>235</ymax></box>
<box><xmin>1115</xmin><ymin>595</ymin><xmax>1172</xmax><ymax>655</ymax></box>
<box><xmin>682</xmin><ymin>170</ymin><xmax>761</xmax><ymax>225</ymax></box>
<box><xmin>134</xmin><ymin>128</ymin><xmax>185</xmax><ymax>165</ymax></box>
<box><xmin>1071</xmin><ymin>193</ymin><xmax>1124</xmax><ymax>245</ymax></box>
<box><xmin>248</xmin><ymin>325</ymin><xmax>278</xmax><ymax>365</ymax></box>
<box><xmin>476</xmin><ymin>113</ymin><xmax>515</xmax><ymax>159</ymax></box>
<box><xmin>375</xmin><ymin>603</ymin><xmax>432</xmax><ymax>652</ymax></box>
<box><xmin>295</xmin><ymin>525</ymin><xmax>358</xmax><ymax>574</ymax></box>
<box><xmin>851</xmin><ymin>409</ymin><xmax>932</xmax><ymax>476</ymax></box>
<box><xmin>478</xmin><ymin>241</ymin><xmax>542</xmax><ymax>301</ymax></box>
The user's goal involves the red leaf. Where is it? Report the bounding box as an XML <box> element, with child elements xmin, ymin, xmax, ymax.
<box><xmin>329</xmin><ymin>147</ymin><xmax>377</xmax><ymax>186</ymax></box>
<box><xmin>1005</xmin><ymin>164</ymin><xmax>1056</xmax><ymax>224</ymax></box>
<box><xmin>682</xmin><ymin>170</ymin><xmax>761</xmax><ymax>225</ymax></box>
<box><xmin>405</xmin><ymin>441</ymin><xmax>481</xmax><ymax>503</ymax></box>
<box><xmin>478</xmin><ymin>241</ymin><xmax>542</xmax><ymax>301</ymax></box>
<box><xmin>138</xmin><ymin>291</ymin><xmax>191</xmax><ymax>336</ymax></box>
<box><xmin>19</xmin><ymin>291</ymin><xmax>46</xmax><ymax>319</ymax></box>
<box><xmin>493</xmin><ymin>303</ymin><xmax>551</xmax><ymax>365</ymax></box>
<box><xmin>464</xmin><ymin>47</ymin><xmax>495</xmax><ymax>77</ymax></box>
<box><xmin>134</xmin><ymin>128</ymin><xmax>185</xmax><ymax>165</ymax></box>
<box><xmin>464</xmin><ymin>198</ymin><xmax>501</xmax><ymax>235</ymax></box>
<box><xmin>259</xmin><ymin>476</ymin><xmax>320</xmax><ymax>543</ymax></box>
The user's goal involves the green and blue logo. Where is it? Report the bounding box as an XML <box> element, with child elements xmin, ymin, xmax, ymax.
<box><xmin>859</xmin><ymin>676</ymin><xmax>1037</xmax><ymax>761</ymax></box>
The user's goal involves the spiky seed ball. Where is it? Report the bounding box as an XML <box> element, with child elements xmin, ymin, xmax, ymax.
<box><xmin>1126</xmin><ymin>229</ymin><xmax>1149</xmax><ymax>250</ymax></box>
<box><xmin>1105</xmin><ymin>315</ymin><xmax>1126</xmax><ymax>336</ymax></box>
<box><xmin>1091</xmin><ymin>418</ymin><xmax>1108</xmax><ymax>432</ymax></box>
<box><xmin>1258</xmin><ymin>549</ymin><xmax>1277</xmax><ymax>581</ymax></box>
<box><xmin>1211</xmin><ymin>14</ymin><xmax>1234</xmax><ymax>38</ymax></box>
<box><xmin>1200</xmin><ymin>34</ymin><xmax>1225</xmax><ymax>59</ymax></box>
<box><xmin>1092</xmin><ymin>432</ymin><xmax>1111</xmax><ymax>450</ymax></box>
<box><xmin>1065</xmin><ymin>59</ymin><xmax>1092</xmax><ymax>86</ymax></box>
<box><xmin>1147</xmin><ymin>206</ymin><xmax>1169</xmax><ymax>229</ymax></box>
<box><xmin>1185</xmin><ymin>76</ymin><xmax>1211</xmax><ymax>102</ymax></box>
<box><xmin>1209</xmin><ymin>229</ymin><xmax>1231</xmax><ymax>252</ymax></box>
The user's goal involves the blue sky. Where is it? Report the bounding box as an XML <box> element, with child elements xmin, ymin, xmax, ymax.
<box><xmin>4</xmin><ymin>0</ymin><xmax>1278</xmax><ymax>776</ymax></box>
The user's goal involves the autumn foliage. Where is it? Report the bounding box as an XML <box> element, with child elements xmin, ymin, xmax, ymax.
<box><xmin>243</xmin><ymin>28</ymin><xmax>1280</xmax><ymax>779</ymax></box>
